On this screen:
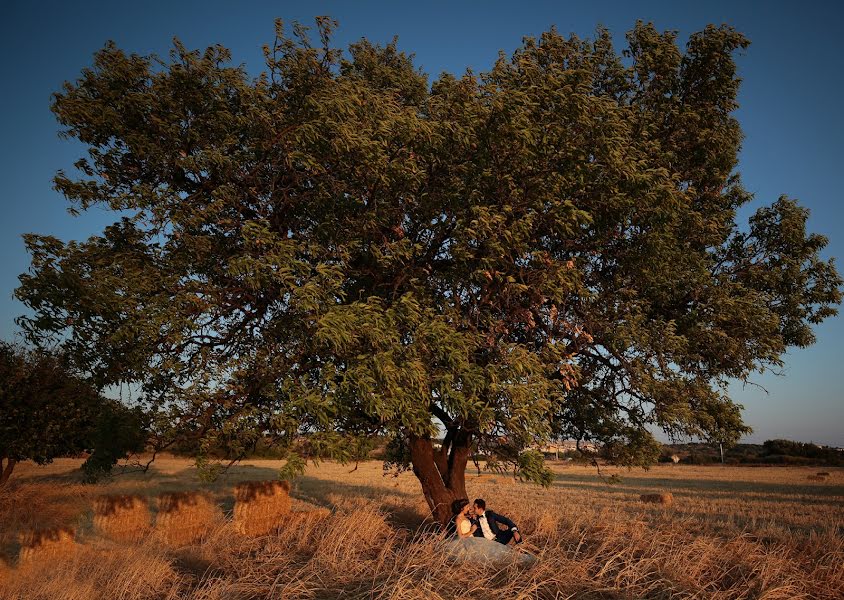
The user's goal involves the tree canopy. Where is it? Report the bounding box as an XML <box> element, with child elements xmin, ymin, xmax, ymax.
<box><xmin>16</xmin><ymin>18</ymin><xmax>841</xmax><ymax>522</ymax></box>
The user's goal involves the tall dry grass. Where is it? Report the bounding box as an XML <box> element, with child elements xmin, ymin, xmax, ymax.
<box><xmin>0</xmin><ymin>458</ymin><xmax>841</xmax><ymax>599</ymax></box>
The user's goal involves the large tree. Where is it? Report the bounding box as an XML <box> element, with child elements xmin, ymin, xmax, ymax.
<box><xmin>17</xmin><ymin>19</ymin><xmax>840</xmax><ymax>523</ymax></box>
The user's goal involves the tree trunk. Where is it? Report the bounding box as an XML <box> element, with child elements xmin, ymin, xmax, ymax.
<box><xmin>409</xmin><ymin>433</ymin><xmax>471</xmax><ymax>526</ymax></box>
<box><xmin>0</xmin><ymin>457</ymin><xmax>16</xmax><ymax>487</ymax></box>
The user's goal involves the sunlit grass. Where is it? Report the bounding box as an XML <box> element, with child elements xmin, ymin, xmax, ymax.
<box><xmin>1</xmin><ymin>457</ymin><xmax>841</xmax><ymax>599</ymax></box>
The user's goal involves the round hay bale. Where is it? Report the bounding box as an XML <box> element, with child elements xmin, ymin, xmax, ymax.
<box><xmin>639</xmin><ymin>492</ymin><xmax>673</xmax><ymax>506</ymax></box>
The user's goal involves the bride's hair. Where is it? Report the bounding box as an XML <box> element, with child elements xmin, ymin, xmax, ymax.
<box><xmin>451</xmin><ymin>498</ymin><xmax>469</xmax><ymax>515</ymax></box>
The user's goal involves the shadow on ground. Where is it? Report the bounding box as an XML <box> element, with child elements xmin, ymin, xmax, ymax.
<box><xmin>551</xmin><ymin>471</ymin><xmax>844</xmax><ymax>499</ymax></box>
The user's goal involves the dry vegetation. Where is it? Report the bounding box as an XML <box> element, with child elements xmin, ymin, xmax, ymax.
<box><xmin>0</xmin><ymin>457</ymin><xmax>841</xmax><ymax>599</ymax></box>
<box><xmin>233</xmin><ymin>481</ymin><xmax>292</xmax><ymax>537</ymax></box>
<box><xmin>92</xmin><ymin>494</ymin><xmax>151</xmax><ymax>543</ymax></box>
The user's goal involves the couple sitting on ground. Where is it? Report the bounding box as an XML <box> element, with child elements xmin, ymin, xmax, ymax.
<box><xmin>443</xmin><ymin>498</ymin><xmax>534</xmax><ymax>564</ymax></box>
<box><xmin>447</xmin><ymin>498</ymin><xmax>522</xmax><ymax>544</ymax></box>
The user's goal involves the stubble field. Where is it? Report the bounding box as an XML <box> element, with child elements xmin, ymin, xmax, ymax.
<box><xmin>0</xmin><ymin>456</ymin><xmax>841</xmax><ymax>599</ymax></box>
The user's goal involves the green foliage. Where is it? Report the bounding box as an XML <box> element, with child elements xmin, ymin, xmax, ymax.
<box><xmin>762</xmin><ymin>439</ymin><xmax>843</xmax><ymax>465</ymax></box>
<box><xmin>601</xmin><ymin>430</ymin><xmax>664</xmax><ymax>467</ymax></box>
<box><xmin>661</xmin><ymin>441</ymin><xmax>843</xmax><ymax>466</ymax></box>
<box><xmin>0</xmin><ymin>342</ymin><xmax>144</xmax><ymax>485</ymax></box>
<box><xmin>682</xmin><ymin>452</ymin><xmax>720</xmax><ymax>465</ymax></box>
<box><xmin>81</xmin><ymin>400</ymin><xmax>147</xmax><ymax>482</ymax></box>
<box><xmin>14</xmin><ymin>18</ymin><xmax>841</xmax><ymax>503</ymax></box>
<box><xmin>516</xmin><ymin>450</ymin><xmax>554</xmax><ymax>487</ymax></box>
<box><xmin>383</xmin><ymin>434</ymin><xmax>413</xmax><ymax>476</ymax></box>
<box><xmin>193</xmin><ymin>453</ymin><xmax>225</xmax><ymax>483</ymax></box>
<box><xmin>278</xmin><ymin>453</ymin><xmax>307</xmax><ymax>480</ymax></box>
<box><xmin>0</xmin><ymin>342</ymin><xmax>96</xmax><ymax>476</ymax></box>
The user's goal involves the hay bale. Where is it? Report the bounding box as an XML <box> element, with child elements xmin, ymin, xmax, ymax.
<box><xmin>18</xmin><ymin>527</ymin><xmax>75</xmax><ymax>563</ymax></box>
<box><xmin>233</xmin><ymin>480</ymin><xmax>292</xmax><ymax>536</ymax></box>
<box><xmin>154</xmin><ymin>491</ymin><xmax>222</xmax><ymax>545</ymax></box>
<box><xmin>640</xmin><ymin>492</ymin><xmax>673</xmax><ymax>506</ymax></box>
<box><xmin>92</xmin><ymin>494</ymin><xmax>150</xmax><ymax>542</ymax></box>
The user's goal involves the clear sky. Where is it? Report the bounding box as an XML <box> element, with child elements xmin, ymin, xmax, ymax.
<box><xmin>1</xmin><ymin>1</ymin><xmax>842</xmax><ymax>445</ymax></box>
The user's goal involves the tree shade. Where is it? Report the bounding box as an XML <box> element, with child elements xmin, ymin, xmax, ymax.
<box><xmin>16</xmin><ymin>18</ymin><xmax>841</xmax><ymax>522</ymax></box>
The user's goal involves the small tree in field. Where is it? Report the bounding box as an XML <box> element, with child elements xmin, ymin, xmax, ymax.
<box><xmin>16</xmin><ymin>19</ymin><xmax>840</xmax><ymax>523</ymax></box>
<box><xmin>0</xmin><ymin>343</ymin><xmax>94</xmax><ymax>485</ymax></box>
<box><xmin>0</xmin><ymin>342</ymin><xmax>146</xmax><ymax>486</ymax></box>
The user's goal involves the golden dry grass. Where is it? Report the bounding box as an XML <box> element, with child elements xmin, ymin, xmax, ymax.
<box><xmin>0</xmin><ymin>457</ymin><xmax>842</xmax><ymax>599</ymax></box>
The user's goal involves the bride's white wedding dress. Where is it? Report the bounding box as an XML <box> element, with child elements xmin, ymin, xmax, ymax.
<box><xmin>443</xmin><ymin>518</ymin><xmax>535</xmax><ymax>565</ymax></box>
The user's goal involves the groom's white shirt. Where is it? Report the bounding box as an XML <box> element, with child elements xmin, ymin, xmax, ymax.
<box><xmin>477</xmin><ymin>512</ymin><xmax>496</xmax><ymax>541</ymax></box>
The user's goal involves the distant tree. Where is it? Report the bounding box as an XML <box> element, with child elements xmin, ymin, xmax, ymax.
<box><xmin>81</xmin><ymin>398</ymin><xmax>147</xmax><ymax>482</ymax></box>
<box><xmin>16</xmin><ymin>19</ymin><xmax>841</xmax><ymax>522</ymax></box>
<box><xmin>0</xmin><ymin>342</ymin><xmax>146</xmax><ymax>486</ymax></box>
<box><xmin>762</xmin><ymin>439</ymin><xmax>842</xmax><ymax>465</ymax></box>
<box><xmin>700</xmin><ymin>396</ymin><xmax>748</xmax><ymax>463</ymax></box>
<box><xmin>0</xmin><ymin>342</ymin><xmax>90</xmax><ymax>485</ymax></box>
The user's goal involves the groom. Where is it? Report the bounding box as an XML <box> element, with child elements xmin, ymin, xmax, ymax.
<box><xmin>471</xmin><ymin>498</ymin><xmax>522</xmax><ymax>545</ymax></box>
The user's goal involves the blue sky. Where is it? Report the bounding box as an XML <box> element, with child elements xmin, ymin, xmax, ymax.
<box><xmin>1</xmin><ymin>1</ymin><xmax>842</xmax><ymax>445</ymax></box>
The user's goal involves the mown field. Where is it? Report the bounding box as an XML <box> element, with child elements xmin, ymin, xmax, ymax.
<box><xmin>0</xmin><ymin>457</ymin><xmax>841</xmax><ymax>599</ymax></box>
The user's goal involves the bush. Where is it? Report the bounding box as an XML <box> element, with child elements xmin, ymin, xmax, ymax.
<box><xmin>81</xmin><ymin>400</ymin><xmax>147</xmax><ymax>482</ymax></box>
<box><xmin>762</xmin><ymin>440</ymin><xmax>843</xmax><ymax>465</ymax></box>
<box><xmin>1</xmin><ymin>342</ymin><xmax>145</xmax><ymax>486</ymax></box>
<box><xmin>682</xmin><ymin>453</ymin><xmax>718</xmax><ymax>465</ymax></box>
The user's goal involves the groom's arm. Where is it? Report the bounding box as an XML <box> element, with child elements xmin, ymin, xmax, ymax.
<box><xmin>492</xmin><ymin>511</ymin><xmax>522</xmax><ymax>542</ymax></box>
<box><xmin>492</xmin><ymin>511</ymin><xmax>518</xmax><ymax>531</ymax></box>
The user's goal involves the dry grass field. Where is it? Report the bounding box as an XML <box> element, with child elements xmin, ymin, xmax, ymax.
<box><xmin>0</xmin><ymin>456</ymin><xmax>841</xmax><ymax>599</ymax></box>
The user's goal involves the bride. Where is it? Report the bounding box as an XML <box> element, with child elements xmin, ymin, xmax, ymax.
<box><xmin>442</xmin><ymin>499</ymin><xmax>535</xmax><ymax>565</ymax></box>
<box><xmin>450</xmin><ymin>498</ymin><xmax>478</xmax><ymax>539</ymax></box>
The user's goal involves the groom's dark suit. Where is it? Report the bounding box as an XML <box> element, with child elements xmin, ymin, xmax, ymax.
<box><xmin>472</xmin><ymin>510</ymin><xmax>520</xmax><ymax>545</ymax></box>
